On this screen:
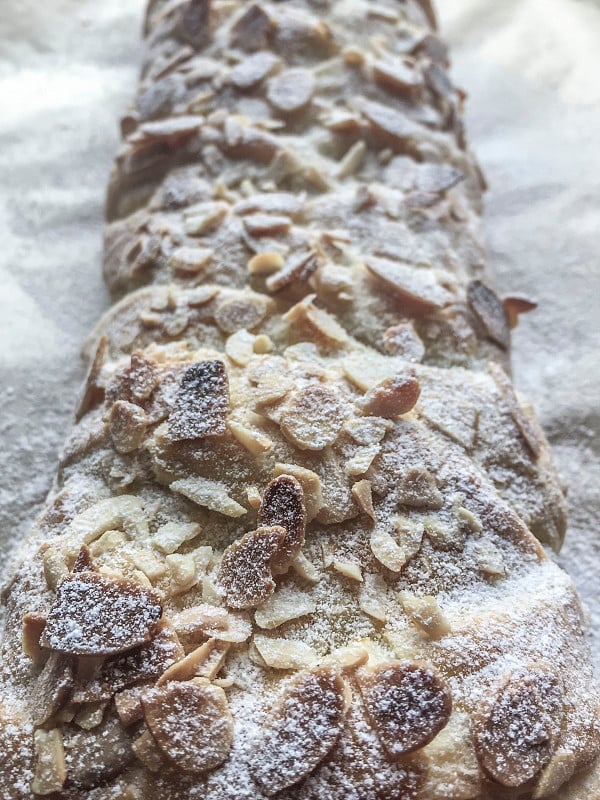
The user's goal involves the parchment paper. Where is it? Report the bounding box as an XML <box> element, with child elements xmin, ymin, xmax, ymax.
<box><xmin>1</xmin><ymin>0</ymin><xmax>598</xmax><ymax>664</ymax></box>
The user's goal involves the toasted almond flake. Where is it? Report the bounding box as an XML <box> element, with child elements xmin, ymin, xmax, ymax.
<box><xmin>230</xmin><ymin>51</ymin><xmax>280</xmax><ymax>89</ymax></box>
<box><xmin>152</xmin><ymin>521</ymin><xmax>201</xmax><ymax>555</ymax></box>
<box><xmin>68</xmin><ymin>495</ymin><xmax>148</xmax><ymax>544</ymax></box>
<box><xmin>142</xmin><ymin>681</ymin><xmax>233</xmax><ymax>773</ymax></box>
<box><xmin>287</xmin><ymin>299</ymin><xmax>350</xmax><ymax>347</ymax></box>
<box><xmin>352</xmin><ymin>479</ymin><xmax>375</xmax><ymax>520</ymax></box>
<box><xmin>108</xmin><ymin>400</ymin><xmax>148</xmax><ymax>454</ymax></box>
<box><xmin>158</xmin><ymin>638</ymin><xmax>230</xmax><ymax>684</ymax></box>
<box><xmin>73</xmin><ymin>701</ymin><xmax>107</xmax><ymax>731</ymax></box>
<box><xmin>358</xmin><ymin>661</ymin><xmax>452</xmax><ymax>757</ymax></box>
<box><xmin>166</xmin><ymin>554</ymin><xmax>197</xmax><ymax>595</ymax></box>
<box><xmin>343</xmin><ymin>416</ymin><xmax>392</xmax><ymax>445</ymax></box>
<box><xmin>336</xmin><ymin>139</ymin><xmax>367</xmax><ymax>178</ymax></box>
<box><xmin>22</xmin><ymin>612</ymin><xmax>47</xmax><ymax>665</ymax></box>
<box><xmin>219</xmin><ymin>526</ymin><xmax>286</xmax><ymax>609</ymax></box>
<box><xmin>399</xmin><ymin>593</ymin><xmax>450</xmax><ymax>639</ymax></box>
<box><xmin>291</xmin><ymin>552</ymin><xmax>321</xmax><ymax>584</ymax></box>
<box><xmin>254</xmin><ymin>590</ymin><xmax>316</xmax><ymax>630</ymax></box>
<box><xmin>184</xmin><ymin>201</ymin><xmax>228</xmax><ymax>235</ymax></box>
<box><xmin>168</xmin><ymin>360</ymin><xmax>229</xmax><ymax>441</ymax></box>
<box><xmin>31</xmin><ymin>729</ymin><xmax>66</xmax><ymax>795</ymax></box>
<box><xmin>332</xmin><ymin>560</ymin><xmax>363</xmax><ymax>582</ymax></box>
<box><xmin>472</xmin><ymin>541</ymin><xmax>506</xmax><ymax>577</ymax></box>
<box><xmin>228</xmin><ymin>420</ymin><xmax>273</xmax><ymax>455</ymax></box>
<box><xmin>236</xmin><ymin>192</ymin><xmax>303</xmax><ymax>217</ymax></box>
<box><xmin>358</xmin><ymin>97</ymin><xmax>422</xmax><ymax>147</ymax></box>
<box><xmin>258</xmin><ymin>474</ymin><xmax>306</xmax><ymax>574</ymax></box>
<box><xmin>89</xmin><ymin>530</ymin><xmax>127</xmax><ymax>557</ymax></box>
<box><xmin>31</xmin><ymin>653</ymin><xmax>73</xmax><ymax>726</ymax></box>
<box><xmin>247</xmin><ymin>485</ymin><xmax>262</xmax><ymax>509</ymax></box>
<box><xmin>360</xmin><ymin>374</ymin><xmax>420</xmax><ymax>418</ymax></box>
<box><xmin>280</xmin><ymin>385</ymin><xmax>345</xmax><ymax>451</ymax></box>
<box><xmin>366</xmin><ymin>255</ymin><xmax>454</xmax><ymax>311</ymax></box>
<box><xmin>248</xmin><ymin>251</ymin><xmax>285</xmax><ymax>275</ymax></box>
<box><xmin>370</xmin><ymin>529</ymin><xmax>407</xmax><ymax>572</ymax></box>
<box><xmin>76</xmin><ymin>335</ymin><xmax>107</xmax><ymax>421</ymax></box>
<box><xmin>253</xmin><ymin>636</ymin><xmax>317</xmax><ymax>670</ymax></box>
<box><xmin>398</xmin><ymin>467</ymin><xmax>444</xmax><ymax>509</ymax></box>
<box><xmin>266</xmin><ymin>251</ymin><xmax>318</xmax><ymax>293</ymax></box>
<box><xmin>115</xmin><ymin>687</ymin><xmax>144</xmax><ymax>727</ymax></box>
<box><xmin>267</xmin><ymin>68</ymin><xmax>315</xmax><ymax>113</ymax></box>
<box><xmin>131</xmin><ymin>550</ymin><xmax>167</xmax><ymax>582</ymax></box>
<box><xmin>274</xmin><ymin>463</ymin><xmax>323</xmax><ymax>521</ymax></box>
<box><xmin>345</xmin><ymin>444</ymin><xmax>381</xmax><ymax>477</ymax></box>
<box><xmin>42</xmin><ymin>546</ymin><xmax>70</xmax><ymax>591</ymax></box>
<box><xmin>243</xmin><ymin>213</ymin><xmax>291</xmax><ymax>236</ymax></box>
<box><xmin>372</xmin><ymin>58</ymin><xmax>423</xmax><ymax>99</ymax></box>
<box><xmin>468</xmin><ymin>280</ymin><xmax>510</xmax><ymax>350</ymax></box>
<box><xmin>253</xmin><ymin>373</ymin><xmax>293</xmax><ymax>407</ymax></box>
<box><xmin>171</xmin><ymin>476</ymin><xmax>246</xmax><ymax>518</ymax></box>
<box><xmin>40</xmin><ymin>572</ymin><xmax>162</xmax><ymax>656</ymax></box>
<box><xmin>250</xmin><ymin>668</ymin><xmax>345</xmax><ymax>794</ymax></box>
<box><xmin>225</xmin><ymin>330</ymin><xmax>256</xmax><ymax>366</ymax></box>
<box><xmin>473</xmin><ymin>665</ymin><xmax>563</xmax><ymax>788</ymax></box>
<box><xmin>503</xmin><ymin>294</ymin><xmax>537</xmax><ymax>329</ymax></box>
<box><xmin>168</xmin><ymin>246</ymin><xmax>213</xmax><ymax>274</ymax></box>
<box><xmin>215</xmin><ymin>295</ymin><xmax>271</xmax><ymax>333</ymax></box>
<box><xmin>321</xmin><ymin>644</ymin><xmax>370</xmax><ymax>670</ymax></box>
<box><xmin>359</xmin><ymin>573</ymin><xmax>388</xmax><ymax>623</ymax></box>
<box><xmin>456</xmin><ymin>505</ymin><xmax>482</xmax><ymax>532</ymax></box>
<box><xmin>342</xmin><ymin>353</ymin><xmax>400</xmax><ymax>392</ymax></box>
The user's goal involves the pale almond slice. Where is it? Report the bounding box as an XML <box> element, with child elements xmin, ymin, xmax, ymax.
<box><xmin>366</xmin><ymin>255</ymin><xmax>454</xmax><ymax>311</ymax></box>
<box><xmin>152</xmin><ymin>521</ymin><xmax>201</xmax><ymax>555</ymax></box>
<box><xmin>280</xmin><ymin>385</ymin><xmax>345</xmax><ymax>451</ymax></box>
<box><xmin>345</xmin><ymin>444</ymin><xmax>381</xmax><ymax>477</ymax></box>
<box><xmin>166</xmin><ymin>554</ymin><xmax>198</xmax><ymax>595</ymax></box>
<box><xmin>168</xmin><ymin>246</ymin><xmax>213</xmax><ymax>274</ymax></box>
<box><xmin>343</xmin><ymin>416</ymin><xmax>392</xmax><ymax>445</ymax></box>
<box><xmin>372</xmin><ymin>58</ymin><xmax>424</xmax><ymax>99</ymax></box>
<box><xmin>247</xmin><ymin>251</ymin><xmax>284</xmax><ymax>275</ymax></box>
<box><xmin>183</xmin><ymin>201</ymin><xmax>228</xmax><ymax>235</ymax></box>
<box><xmin>332</xmin><ymin>560</ymin><xmax>363</xmax><ymax>582</ymax></box>
<box><xmin>167</xmin><ymin>360</ymin><xmax>229</xmax><ymax>441</ymax></box>
<box><xmin>358</xmin><ymin>97</ymin><xmax>423</xmax><ymax>148</ymax></box>
<box><xmin>171</xmin><ymin>605</ymin><xmax>252</xmax><ymax>645</ymax></box>
<box><xmin>76</xmin><ymin>335</ymin><xmax>107</xmax><ymax>421</ymax></box>
<box><xmin>336</xmin><ymin>140</ymin><xmax>367</xmax><ymax>178</ymax></box>
<box><xmin>266</xmin><ymin>251</ymin><xmax>319</xmax><ymax>293</ymax></box>
<box><xmin>32</xmin><ymin>652</ymin><xmax>74</xmax><ymax>726</ymax></box>
<box><xmin>258</xmin><ymin>474</ymin><xmax>306</xmax><ymax>574</ymax></box>
<box><xmin>370</xmin><ymin>529</ymin><xmax>407</xmax><ymax>573</ymax></box>
<box><xmin>235</xmin><ymin>192</ymin><xmax>303</xmax><ymax>217</ymax></box>
<box><xmin>488</xmin><ymin>362</ymin><xmax>542</xmax><ymax>459</ymax></box>
<box><xmin>109</xmin><ymin>401</ymin><xmax>148</xmax><ymax>454</ymax></box>
<box><xmin>254</xmin><ymin>635</ymin><xmax>318</xmax><ymax>671</ymax></box>
<box><xmin>473</xmin><ymin>665</ymin><xmax>563</xmax><ymax>788</ymax></box>
<box><xmin>399</xmin><ymin>592</ymin><xmax>450</xmax><ymax>640</ymax></box>
<box><xmin>267</xmin><ymin>68</ymin><xmax>315</xmax><ymax>114</ymax></box>
<box><xmin>157</xmin><ymin>639</ymin><xmax>230</xmax><ymax>684</ymax></box>
<box><xmin>467</xmin><ymin>280</ymin><xmax>510</xmax><ymax>350</ymax></box>
<box><xmin>359</xmin><ymin>573</ymin><xmax>388</xmax><ymax>623</ymax></box>
<box><xmin>352</xmin><ymin>479</ymin><xmax>376</xmax><ymax>520</ymax></box>
<box><xmin>230</xmin><ymin>51</ymin><xmax>280</xmax><ymax>89</ymax></box>
<box><xmin>218</xmin><ymin>526</ymin><xmax>286</xmax><ymax>609</ymax></box>
<box><xmin>359</xmin><ymin>374</ymin><xmax>420</xmax><ymax>418</ymax></box>
<box><xmin>214</xmin><ymin>295</ymin><xmax>271</xmax><ymax>334</ymax></box>
<box><xmin>67</xmin><ymin>495</ymin><xmax>148</xmax><ymax>544</ymax></box>
<box><xmin>142</xmin><ymin>681</ymin><xmax>233</xmax><ymax>773</ymax></box>
<box><xmin>40</xmin><ymin>572</ymin><xmax>162</xmax><ymax>656</ymax></box>
<box><xmin>358</xmin><ymin>661</ymin><xmax>452</xmax><ymax>757</ymax></box>
<box><xmin>31</xmin><ymin>729</ymin><xmax>66</xmax><ymax>795</ymax></box>
<box><xmin>398</xmin><ymin>467</ymin><xmax>444</xmax><ymax>509</ymax></box>
<box><xmin>291</xmin><ymin>552</ymin><xmax>321</xmax><ymax>584</ymax></box>
<box><xmin>250</xmin><ymin>668</ymin><xmax>346</xmax><ymax>794</ymax></box>
<box><xmin>243</xmin><ymin>213</ymin><xmax>291</xmax><ymax>236</ymax></box>
<box><xmin>254</xmin><ymin>590</ymin><xmax>316</xmax><ymax>630</ymax></box>
<box><xmin>225</xmin><ymin>330</ymin><xmax>256</xmax><ymax>366</ymax></box>
<box><xmin>170</xmin><ymin>476</ymin><xmax>246</xmax><ymax>518</ymax></box>
<box><xmin>228</xmin><ymin>419</ymin><xmax>273</xmax><ymax>455</ymax></box>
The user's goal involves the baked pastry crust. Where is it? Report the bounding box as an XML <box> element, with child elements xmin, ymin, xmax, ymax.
<box><xmin>1</xmin><ymin>1</ymin><xmax>598</xmax><ymax>798</ymax></box>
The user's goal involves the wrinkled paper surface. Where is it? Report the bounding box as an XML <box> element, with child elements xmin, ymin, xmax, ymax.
<box><xmin>1</xmin><ymin>0</ymin><xmax>599</xmax><ymax>664</ymax></box>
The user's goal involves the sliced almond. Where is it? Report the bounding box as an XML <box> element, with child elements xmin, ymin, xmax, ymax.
<box><xmin>152</xmin><ymin>521</ymin><xmax>201</xmax><ymax>555</ymax></box>
<box><xmin>503</xmin><ymin>294</ymin><xmax>537</xmax><ymax>329</ymax></box>
<box><xmin>358</xmin><ymin>661</ymin><xmax>452</xmax><ymax>757</ymax></box>
<box><xmin>168</xmin><ymin>246</ymin><xmax>213</xmax><ymax>274</ymax></box>
<box><xmin>332</xmin><ymin>560</ymin><xmax>363</xmax><ymax>582</ymax></box>
<box><xmin>266</xmin><ymin>250</ymin><xmax>319</xmax><ymax>294</ymax></box>
<box><xmin>344</xmin><ymin>416</ymin><xmax>392</xmax><ymax>445</ymax></box>
<box><xmin>258</xmin><ymin>474</ymin><xmax>306</xmax><ymax>574</ymax></box>
<box><xmin>352</xmin><ymin>479</ymin><xmax>376</xmax><ymax>520</ymax></box>
<box><xmin>287</xmin><ymin>298</ymin><xmax>349</xmax><ymax>347</ymax></box>
<box><xmin>359</xmin><ymin>573</ymin><xmax>388</xmax><ymax>623</ymax></box>
<box><xmin>218</xmin><ymin>526</ymin><xmax>286</xmax><ymax>609</ymax></box>
<box><xmin>108</xmin><ymin>400</ymin><xmax>148</xmax><ymax>454</ymax></box>
<box><xmin>366</xmin><ymin>255</ymin><xmax>454</xmax><ymax>312</ymax></box>
<box><xmin>247</xmin><ymin>251</ymin><xmax>284</xmax><ymax>275</ymax></box>
<box><xmin>68</xmin><ymin>495</ymin><xmax>148</xmax><ymax>544</ymax></box>
<box><xmin>171</xmin><ymin>604</ymin><xmax>252</xmax><ymax>645</ymax></box>
<box><xmin>230</xmin><ymin>51</ymin><xmax>280</xmax><ymax>89</ymax></box>
<box><xmin>132</xmin><ymin>729</ymin><xmax>164</xmax><ymax>772</ymax></box>
<box><xmin>225</xmin><ymin>330</ymin><xmax>256</xmax><ymax>366</ymax></box>
<box><xmin>336</xmin><ymin>139</ymin><xmax>367</xmax><ymax>178</ymax></box>
<box><xmin>473</xmin><ymin>665</ymin><xmax>563</xmax><ymax>787</ymax></box>
<box><xmin>76</xmin><ymin>335</ymin><xmax>107</xmax><ymax>421</ymax></box>
<box><xmin>31</xmin><ymin>729</ymin><xmax>66</xmax><ymax>795</ymax></box>
<box><xmin>253</xmin><ymin>635</ymin><xmax>318</xmax><ymax>671</ymax></box>
<box><xmin>170</xmin><ymin>476</ymin><xmax>246</xmax><ymax>518</ymax></box>
<box><xmin>228</xmin><ymin>419</ymin><xmax>273</xmax><ymax>455</ymax></box>
<box><xmin>467</xmin><ymin>280</ymin><xmax>510</xmax><ymax>350</ymax></box>
<box><xmin>250</xmin><ymin>668</ymin><xmax>345</xmax><ymax>794</ymax></box>
<box><xmin>358</xmin><ymin>97</ymin><xmax>422</xmax><ymax>148</ymax></box>
<box><xmin>22</xmin><ymin>611</ymin><xmax>47</xmax><ymax>665</ymax></box>
<box><xmin>184</xmin><ymin>201</ymin><xmax>228</xmax><ymax>235</ymax></box>
<box><xmin>370</xmin><ymin>529</ymin><xmax>407</xmax><ymax>573</ymax></box>
<box><xmin>32</xmin><ymin>652</ymin><xmax>74</xmax><ymax>726</ymax></box>
<box><xmin>40</xmin><ymin>572</ymin><xmax>162</xmax><ymax>656</ymax></box>
<box><xmin>168</xmin><ymin>360</ymin><xmax>229</xmax><ymax>441</ymax></box>
<box><xmin>472</xmin><ymin>540</ymin><xmax>506</xmax><ymax>577</ymax></box>
<box><xmin>488</xmin><ymin>362</ymin><xmax>542</xmax><ymax>458</ymax></box>
<box><xmin>398</xmin><ymin>467</ymin><xmax>444</xmax><ymax>509</ymax></box>
<box><xmin>42</xmin><ymin>546</ymin><xmax>70</xmax><ymax>591</ymax></box>
<box><xmin>291</xmin><ymin>552</ymin><xmax>321</xmax><ymax>584</ymax></box>
<box><xmin>215</xmin><ymin>295</ymin><xmax>270</xmax><ymax>334</ymax></box>
<box><xmin>273</xmin><ymin>463</ymin><xmax>323</xmax><ymax>521</ymax></box>
<box><xmin>166</xmin><ymin>554</ymin><xmax>197</xmax><ymax>595</ymax></box>
<box><xmin>280</xmin><ymin>385</ymin><xmax>345</xmax><ymax>451</ymax></box>
<box><xmin>345</xmin><ymin>444</ymin><xmax>381</xmax><ymax>477</ymax></box>
<box><xmin>399</xmin><ymin>592</ymin><xmax>450</xmax><ymax>639</ymax></box>
<box><xmin>142</xmin><ymin>681</ymin><xmax>233</xmax><ymax>773</ymax></box>
<box><xmin>115</xmin><ymin>687</ymin><xmax>145</xmax><ymax>727</ymax></box>
<box><xmin>360</xmin><ymin>374</ymin><xmax>420</xmax><ymax>418</ymax></box>
<box><xmin>267</xmin><ymin>68</ymin><xmax>315</xmax><ymax>113</ymax></box>
<box><xmin>254</xmin><ymin>590</ymin><xmax>316</xmax><ymax>630</ymax></box>
<box><xmin>158</xmin><ymin>638</ymin><xmax>230</xmax><ymax>684</ymax></box>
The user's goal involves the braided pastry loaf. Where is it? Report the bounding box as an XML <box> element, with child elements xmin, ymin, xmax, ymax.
<box><xmin>1</xmin><ymin>1</ymin><xmax>599</xmax><ymax>798</ymax></box>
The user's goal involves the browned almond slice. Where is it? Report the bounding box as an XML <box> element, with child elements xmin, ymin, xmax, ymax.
<box><xmin>360</xmin><ymin>374</ymin><xmax>421</xmax><ymax>418</ymax></box>
<box><xmin>358</xmin><ymin>661</ymin><xmax>452</xmax><ymax>757</ymax></box>
<box><xmin>32</xmin><ymin>652</ymin><xmax>74</xmax><ymax>726</ymax></box>
<box><xmin>473</xmin><ymin>665</ymin><xmax>563</xmax><ymax>787</ymax></box>
<box><xmin>218</xmin><ymin>525</ymin><xmax>286</xmax><ymax>609</ymax></box>
<box><xmin>250</xmin><ymin>668</ymin><xmax>346</xmax><ymax>795</ymax></box>
<box><xmin>230</xmin><ymin>4</ymin><xmax>273</xmax><ymax>52</ymax></box>
<box><xmin>62</xmin><ymin>715</ymin><xmax>134</xmax><ymax>789</ymax></box>
<box><xmin>267</xmin><ymin>68</ymin><xmax>315</xmax><ymax>113</ymax></box>
<box><xmin>280</xmin><ymin>385</ymin><xmax>345</xmax><ymax>451</ymax></box>
<box><xmin>243</xmin><ymin>213</ymin><xmax>292</xmax><ymax>236</ymax></box>
<box><xmin>358</xmin><ymin>98</ymin><xmax>423</xmax><ymax>148</ymax></box>
<box><xmin>75</xmin><ymin>335</ymin><xmax>107</xmax><ymax>421</ymax></box>
<box><xmin>266</xmin><ymin>250</ymin><xmax>318</xmax><ymax>293</ymax></box>
<box><xmin>129</xmin><ymin>350</ymin><xmax>159</xmax><ymax>401</ymax></box>
<box><xmin>366</xmin><ymin>256</ymin><xmax>454</xmax><ymax>312</ymax></box>
<box><xmin>372</xmin><ymin>58</ymin><xmax>423</xmax><ymax>100</ymax></box>
<box><xmin>22</xmin><ymin>611</ymin><xmax>47</xmax><ymax>665</ymax></box>
<box><xmin>230</xmin><ymin>51</ymin><xmax>280</xmax><ymax>89</ymax></box>
<box><xmin>71</xmin><ymin>545</ymin><xmax>96</xmax><ymax>574</ymax></box>
<box><xmin>467</xmin><ymin>280</ymin><xmax>510</xmax><ymax>350</ymax></box>
<box><xmin>40</xmin><ymin>572</ymin><xmax>162</xmax><ymax>656</ymax></box>
<box><xmin>503</xmin><ymin>294</ymin><xmax>538</xmax><ymax>329</ymax></box>
<box><xmin>142</xmin><ymin>681</ymin><xmax>233</xmax><ymax>773</ymax></box>
<box><xmin>258</xmin><ymin>475</ymin><xmax>306</xmax><ymax>574</ymax></box>
<box><xmin>167</xmin><ymin>360</ymin><xmax>229</xmax><ymax>441</ymax></box>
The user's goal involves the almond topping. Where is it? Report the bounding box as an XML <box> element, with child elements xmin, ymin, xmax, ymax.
<box><xmin>152</xmin><ymin>521</ymin><xmax>201</xmax><ymax>555</ymax></box>
<box><xmin>132</xmin><ymin>730</ymin><xmax>164</xmax><ymax>772</ymax></box>
<box><xmin>266</xmin><ymin>68</ymin><xmax>315</xmax><ymax>114</ymax></box>
<box><xmin>31</xmin><ymin>729</ymin><xmax>67</xmax><ymax>795</ymax></box>
<box><xmin>266</xmin><ymin>251</ymin><xmax>319</xmax><ymax>293</ymax></box>
<box><xmin>228</xmin><ymin>419</ymin><xmax>273</xmax><ymax>455</ymax></box>
<box><xmin>332</xmin><ymin>560</ymin><xmax>363</xmax><ymax>582</ymax></box>
<box><xmin>358</xmin><ymin>661</ymin><xmax>452</xmax><ymax>757</ymax></box>
<box><xmin>488</xmin><ymin>361</ymin><xmax>542</xmax><ymax>458</ymax></box>
<box><xmin>254</xmin><ymin>590</ymin><xmax>316</xmax><ymax>630</ymax></box>
<box><xmin>258</xmin><ymin>475</ymin><xmax>306</xmax><ymax>574</ymax></box>
<box><xmin>168</xmin><ymin>246</ymin><xmax>213</xmax><ymax>274</ymax></box>
<box><xmin>250</xmin><ymin>668</ymin><xmax>345</xmax><ymax>794</ymax></box>
<box><xmin>109</xmin><ymin>400</ymin><xmax>148</xmax><ymax>454</ymax></box>
<box><xmin>473</xmin><ymin>665</ymin><xmax>563</xmax><ymax>787</ymax></box>
<box><xmin>398</xmin><ymin>467</ymin><xmax>444</xmax><ymax>509</ymax></box>
<box><xmin>171</xmin><ymin>604</ymin><xmax>252</xmax><ymax>645</ymax></box>
<box><xmin>280</xmin><ymin>385</ymin><xmax>345</xmax><ymax>451</ymax></box>
<box><xmin>230</xmin><ymin>51</ymin><xmax>280</xmax><ymax>89</ymax></box>
<box><xmin>366</xmin><ymin>255</ymin><xmax>454</xmax><ymax>311</ymax></box>
<box><xmin>247</xmin><ymin>251</ymin><xmax>285</xmax><ymax>275</ymax></box>
<box><xmin>225</xmin><ymin>330</ymin><xmax>256</xmax><ymax>366</ymax></box>
<box><xmin>253</xmin><ymin>636</ymin><xmax>318</xmax><ymax>670</ymax></box>
<box><xmin>22</xmin><ymin>611</ymin><xmax>47</xmax><ymax>665</ymax></box>
<box><xmin>32</xmin><ymin>653</ymin><xmax>74</xmax><ymax>726</ymax></box>
<box><xmin>468</xmin><ymin>280</ymin><xmax>510</xmax><ymax>350</ymax></box>
<box><xmin>360</xmin><ymin>374</ymin><xmax>420</xmax><ymax>418</ymax></box>
<box><xmin>40</xmin><ymin>572</ymin><xmax>162</xmax><ymax>656</ymax></box>
<box><xmin>215</xmin><ymin>295</ymin><xmax>270</xmax><ymax>334</ymax></box>
<box><xmin>158</xmin><ymin>639</ymin><xmax>230</xmax><ymax>684</ymax></box>
<box><xmin>142</xmin><ymin>681</ymin><xmax>233</xmax><ymax>773</ymax></box>
<box><xmin>170</xmin><ymin>476</ymin><xmax>246</xmax><ymax>518</ymax></box>
<box><xmin>399</xmin><ymin>592</ymin><xmax>450</xmax><ymax>639</ymax></box>
<box><xmin>166</xmin><ymin>554</ymin><xmax>198</xmax><ymax>595</ymax></box>
<box><xmin>76</xmin><ymin>335</ymin><xmax>107</xmax><ymax>421</ymax></box>
<box><xmin>218</xmin><ymin>526</ymin><xmax>286</xmax><ymax>609</ymax></box>
<box><xmin>184</xmin><ymin>201</ymin><xmax>228</xmax><ymax>235</ymax></box>
<box><xmin>168</xmin><ymin>360</ymin><xmax>229</xmax><ymax>441</ymax></box>
<box><xmin>67</xmin><ymin>495</ymin><xmax>148</xmax><ymax>544</ymax></box>
<box><xmin>352</xmin><ymin>479</ymin><xmax>375</xmax><ymax>520</ymax></box>
<box><xmin>273</xmin><ymin>462</ymin><xmax>323</xmax><ymax>520</ymax></box>
<box><xmin>503</xmin><ymin>294</ymin><xmax>537</xmax><ymax>329</ymax></box>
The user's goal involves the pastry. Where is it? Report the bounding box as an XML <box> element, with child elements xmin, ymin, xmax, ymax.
<box><xmin>1</xmin><ymin>1</ymin><xmax>599</xmax><ymax>798</ymax></box>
